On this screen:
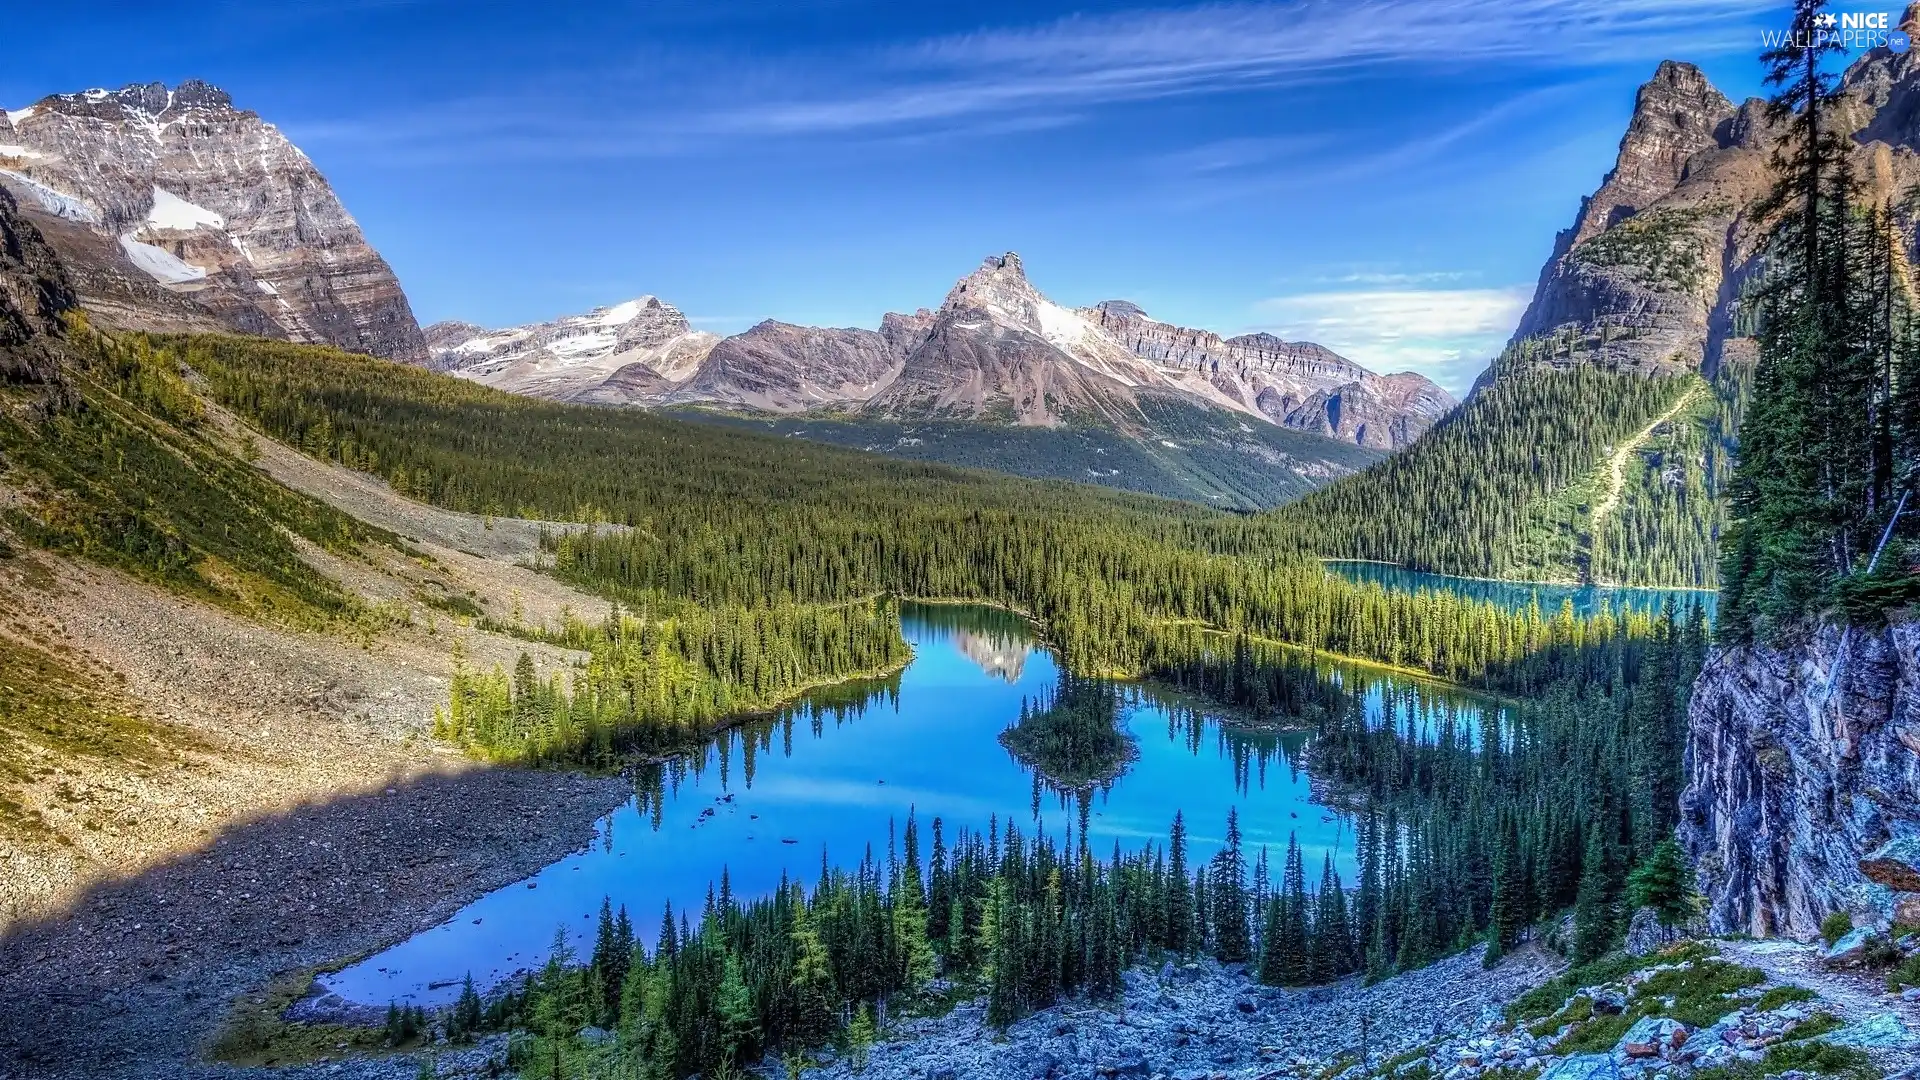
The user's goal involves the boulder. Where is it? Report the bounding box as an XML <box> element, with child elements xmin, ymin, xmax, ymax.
<box><xmin>1613</xmin><ymin>1016</ymin><xmax>1688</xmax><ymax>1061</ymax></box>
<box><xmin>1540</xmin><ymin>1054</ymin><xmax>1621</xmax><ymax>1080</ymax></box>
<box><xmin>1591</xmin><ymin>988</ymin><xmax>1628</xmax><ymax>1015</ymax></box>
<box><xmin>1624</xmin><ymin>907</ymin><xmax>1686</xmax><ymax>956</ymax></box>
<box><xmin>1824</xmin><ymin>925</ymin><xmax>1876</xmax><ymax>965</ymax></box>
<box><xmin>1861</xmin><ymin>836</ymin><xmax>1920</xmax><ymax>892</ymax></box>
<box><xmin>1824</xmin><ymin>1012</ymin><xmax>1920</xmax><ymax>1051</ymax></box>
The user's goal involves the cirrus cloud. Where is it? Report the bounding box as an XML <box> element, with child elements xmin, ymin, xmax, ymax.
<box><xmin>1252</xmin><ymin>286</ymin><xmax>1533</xmax><ymax>395</ymax></box>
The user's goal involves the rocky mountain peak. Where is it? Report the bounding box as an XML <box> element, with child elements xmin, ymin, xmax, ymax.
<box><xmin>36</xmin><ymin>80</ymin><xmax>237</xmax><ymax>124</ymax></box>
<box><xmin>939</xmin><ymin>252</ymin><xmax>1044</xmax><ymax>323</ymax></box>
<box><xmin>0</xmin><ymin>79</ymin><xmax>427</xmax><ymax>364</ymax></box>
<box><xmin>1569</xmin><ymin>60</ymin><xmax>1736</xmax><ymax>246</ymax></box>
<box><xmin>1094</xmin><ymin>300</ymin><xmax>1148</xmax><ymax>319</ymax></box>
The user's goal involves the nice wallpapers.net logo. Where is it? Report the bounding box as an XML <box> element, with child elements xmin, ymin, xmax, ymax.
<box><xmin>1763</xmin><ymin>11</ymin><xmax>1912</xmax><ymax>52</ymax></box>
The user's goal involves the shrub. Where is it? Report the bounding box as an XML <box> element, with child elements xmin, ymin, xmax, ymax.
<box><xmin>1885</xmin><ymin>951</ymin><xmax>1920</xmax><ymax>991</ymax></box>
<box><xmin>1752</xmin><ymin>984</ymin><xmax>1816</xmax><ymax>1011</ymax></box>
<box><xmin>1821</xmin><ymin>911</ymin><xmax>1853</xmax><ymax>948</ymax></box>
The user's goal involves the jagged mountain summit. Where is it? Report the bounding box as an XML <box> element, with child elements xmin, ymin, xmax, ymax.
<box><xmin>427</xmin><ymin>296</ymin><xmax>719</xmax><ymax>401</ymax></box>
<box><xmin>1499</xmin><ymin>29</ymin><xmax>1920</xmax><ymax>385</ymax></box>
<box><xmin>0</xmin><ymin>80</ymin><xmax>427</xmax><ymax>364</ymax></box>
<box><xmin>432</xmin><ymin>252</ymin><xmax>1454</xmax><ymax>451</ymax></box>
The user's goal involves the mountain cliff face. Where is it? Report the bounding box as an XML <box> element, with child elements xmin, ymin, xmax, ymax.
<box><xmin>670</xmin><ymin>320</ymin><xmax>901</xmax><ymax>412</ymax></box>
<box><xmin>0</xmin><ymin>185</ymin><xmax>76</xmax><ymax>387</ymax></box>
<box><xmin>433</xmin><ymin>252</ymin><xmax>1453</xmax><ymax>449</ymax></box>
<box><xmin>0</xmin><ymin>81</ymin><xmax>426</xmax><ymax>364</ymax></box>
<box><xmin>1504</xmin><ymin>34</ymin><xmax>1920</xmax><ymax>385</ymax></box>
<box><xmin>1500</xmin><ymin>60</ymin><xmax>1759</xmax><ymax>381</ymax></box>
<box><xmin>1088</xmin><ymin>303</ymin><xmax>1454</xmax><ymax>449</ymax></box>
<box><xmin>1680</xmin><ymin>621</ymin><xmax>1920</xmax><ymax>940</ymax></box>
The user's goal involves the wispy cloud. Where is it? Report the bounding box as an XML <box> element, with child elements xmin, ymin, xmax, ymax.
<box><xmin>290</xmin><ymin>0</ymin><xmax>1777</xmax><ymax>162</ymax></box>
<box><xmin>1252</xmin><ymin>285</ymin><xmax>1533</xmax><ymax>394</ymax></box>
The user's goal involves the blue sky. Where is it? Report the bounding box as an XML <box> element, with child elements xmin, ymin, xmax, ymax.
<box><xmin>1</xmin><ymin>1</ymin><xmax>1830</xmax><ymax>393</ymax></box>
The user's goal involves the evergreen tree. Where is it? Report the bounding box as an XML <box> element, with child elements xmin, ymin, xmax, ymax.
<box><xmin>1627</xmin><ymin>838</ymin><xmax>1700</xmax><ymax>927</ymax></box>
<box><xmin>1573</xmin><ymin>827</ymin><xmax>1616</xmax><ymax>963</ymax></box>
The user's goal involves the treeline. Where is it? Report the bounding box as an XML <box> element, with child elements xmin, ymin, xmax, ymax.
<box><xmin>1270</xmin><ymin>364</ymin><xmax>1710</xmax><ymax>586</ymax></box>
<box><xmin>437</xmin><ymin>601</ymin><xmax>908</xmax><ymax>765</ymax></box>
<box><xmin>1312</xmin><ymin>602</ymin><xmax>1708</xmax><ymax>968</ymax></box>
<box><xmin>442</xmin><ymin>809</ymin><xmax>1362</xmax><ymax>1079</ymax></box>
<box><xmin>1722</xmin><ymin>1</ymin><xmax>1920</xmax><ymax>639</ymax></box>
<box><xmin>168</xmin><ymin>331</ymin><xmax>1672</xmax><ymax>689</ymax></box>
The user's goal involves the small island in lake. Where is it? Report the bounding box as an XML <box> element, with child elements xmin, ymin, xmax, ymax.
<box><xmin>998</xmin><ymin>671</ymin><xmax>1140</xmax><ymax>789</ymax></box>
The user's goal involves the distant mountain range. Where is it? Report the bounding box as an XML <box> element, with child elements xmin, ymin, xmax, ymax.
<box><xmin>0</xmin><ymin>78</ymin><xmax>1456</xmax><ymax>507</ymax></box>
<box><xmin>428</xmin><ymin>252</ymin><xmax>1454</xmax><ymax>453</ymax></box>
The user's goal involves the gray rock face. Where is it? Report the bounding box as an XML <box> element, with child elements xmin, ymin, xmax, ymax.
<box><xmin>1503</xmin><ymin>61</ymin><xmax>1751</xmax><ymax>381</ymax></box>
<box><xmin>1086</xmin><ymin>305</ymin><xmax>1452</xmax><ymax>449</ymax></box>
<box><xmin>1678</xmin><ymin>621</ymin><xmax>1920</xmax><ymax>939</ymax></box>
<box><xmin>0</xmin><ymin>80</ymin><xmax>427</xmax><ymax>363</ymax></box>
<box><xmin>1503</xmin><ymin>47</ymin><xmax>1920</xmax><ymax>387</ymax></box>
<box><xmin>0</xmin><ymin>184</ymin><xmax>77</xmax><ymax>387</ymax></box>
<box><xmin>670</xmin><ymin>320</ymin><xmax>898</xmax><ymax>412</ymax></box>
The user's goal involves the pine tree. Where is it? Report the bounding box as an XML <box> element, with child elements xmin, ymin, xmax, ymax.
<box><xmin>1166</xmin><ymin>811</ymin><xmax>1192</xmax><ymax>956</ymax></box>
<box><xmin>1627</xmin><ymin>838</ymin><xmax>1700</xmax><ymax>927</ymax></box>
<box><xmin>1211</xmin><ymin>810</ymin><xmax>1253</xmax><ymax>964</ymax></box>
<box><xmin>1573</xmin><ymin>827</ymin><xmax>1615</xmax><ymax>963</ymax></box>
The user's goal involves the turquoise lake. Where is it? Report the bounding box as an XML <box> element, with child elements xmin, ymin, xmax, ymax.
<box><xmin>322</xmin><ymin>604</ymin><xmax>1495</xmax><ymax>1007</ymax></box>
<box><xmin>1325</xmin><ymin>561</ymin><xmax>1717</xmax><ymax>620</ymax></box>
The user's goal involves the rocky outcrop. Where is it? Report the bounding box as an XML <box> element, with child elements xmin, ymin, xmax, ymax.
<box><xmin>1503</xmin><ymin>46</ymin><xmax>1920</xmax><ymax>385</ymax></box>
<box><xmin>0</xmin><ymin>184</ymin><xmax>76</xmax><ymax>387</ymax></box>
<box><xmin>1503</xmin><ymin>61</ymin><xmax>1756</xmax><ymax>380</ymax></box>
<box><xmin>1087</xmin><ymin>305</ymin><xmax>1452</xmax><ymax>449</ymax></box>
<box><xmin>1679</xmin><ymin>621</ymin><xmax>1920</xmax><ymax>939</ymax></box>
<box><xmin>427</xmin><ymin>296</ymin><xmax>718</xmax><ymax>400</ymax></box>
<box><xmin>0</xmin><ymin>80</ymin><xmax>427</xmax><ymax>363</ymax></box>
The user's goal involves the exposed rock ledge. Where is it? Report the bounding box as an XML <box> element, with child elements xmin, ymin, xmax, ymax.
<box><xmin>1680</xmin><ymin>620</ymin><xmax>1920</xmax><ymax>939</ymax></box>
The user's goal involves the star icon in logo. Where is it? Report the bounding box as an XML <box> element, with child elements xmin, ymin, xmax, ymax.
<box><xmin>1817</xmin><ymin>12</ymin><xmax>1838</xmax><ymax>26</ymax></box>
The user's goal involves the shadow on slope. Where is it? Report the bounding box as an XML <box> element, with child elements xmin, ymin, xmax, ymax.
<box><xmin>0</xmin><ymin>766</ymin><xmax>626</xmax><ymax>1079</ymax></box>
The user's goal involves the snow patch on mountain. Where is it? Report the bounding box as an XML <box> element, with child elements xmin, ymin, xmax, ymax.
<box><xmin>119</xmin><ymin>235</ymin><xmax>208</xmax><ymax>284</ymax></box>
<box><xmin>0</xmin><ymin>170</ymin><xmax>98</xmax><ymax>224</ymax></box>
<box><xmin>147</xmin><ymin>185</ymin><xmax>224</xmax><ymax>231</ymax></box>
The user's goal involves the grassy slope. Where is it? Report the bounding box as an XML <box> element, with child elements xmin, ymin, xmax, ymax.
<box><xmin>0</xmin><ymin>327</ymin><xmax>406</xmax><ymax>630</ymax></box>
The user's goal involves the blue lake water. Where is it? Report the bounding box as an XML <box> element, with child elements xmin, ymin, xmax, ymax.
<box><xmin>323</xmin><ymin>604</ymin><xmax>1494</xmax><ymax>1007</ymax></box>
<box><xmin>1325</xmin><ymin>561</ymin><xmax>1717</xmax><ymax>621</ymax></box>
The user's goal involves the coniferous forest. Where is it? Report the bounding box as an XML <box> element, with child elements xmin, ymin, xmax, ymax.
<box><xmin>1719</xmin><ymin>6</ymin><xmax>1920</xmax><ymax>639</ymax></box>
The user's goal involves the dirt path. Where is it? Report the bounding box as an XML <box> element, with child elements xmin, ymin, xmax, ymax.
<box><xmin>1590</xmin><ymin>383</ymin><xmax>1703</xmax><ymax>527</ymax></box>
<box><xmin>1721</xmin><ymin>938</ymin><xmax>1920</xmax><ymax>1029</ymax></box>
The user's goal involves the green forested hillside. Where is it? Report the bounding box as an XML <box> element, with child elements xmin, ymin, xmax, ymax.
<box><xmin>173</xmin><ymin>331</ymin><xmax>1642</xmax><ymax>688</ymax></box>
<box><xmin>0</xmin><ymin>323</ymin><xmax>399</xmax><ymax>629</ymax></box>
<box><xmin>676</xmin><ymin>395</ymin><xmax>1381</xmax><ymax>511</ymax></box>
<box><xmin>1272</xmin><ymin>359</ymin><xmax>1740</xmax><ymax>589</ymax></box>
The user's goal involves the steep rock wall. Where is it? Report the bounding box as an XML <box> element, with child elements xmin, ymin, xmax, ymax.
<box><xmin>1680</xmin><ymin>621</ymin><xmax>1920</xmax><ymax>939</ymax></box>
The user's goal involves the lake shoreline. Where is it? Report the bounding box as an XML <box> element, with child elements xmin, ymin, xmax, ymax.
<box><xmin>1321</xmin><ymin>558</ymin><xmax>1721</xmax><ymax>596</ymax></box>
